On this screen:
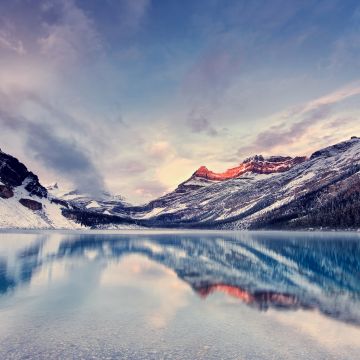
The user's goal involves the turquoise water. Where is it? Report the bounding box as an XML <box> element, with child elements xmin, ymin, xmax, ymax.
<box><xmin>0</xmin><ymin>231</ymin><xmax>359</xmax><ymax>359</ymax></box>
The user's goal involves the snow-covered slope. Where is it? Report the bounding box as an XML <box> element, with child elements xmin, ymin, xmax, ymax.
<box><xmin>0</xmin><ymin>183</ymin><xmax>81</xmax><ymax>229</ymax></box>
<box><xmin>47</xmin><ymin>183</ymin><xmax>127</xmax><ymax>215</ymax></box>
<box><xmin>0</xmin><ymin>150</ymin><xmax>81</xmax><ymax>229</ymax></box>
<box><xmin>122</xmin><ymin>137</ymin><xmax>360</xmax><ymax>229</ymax></box>
<box><xmin>2</xmin><ymin>137</ymin><xmax>360</xmax><ymax>229</ymax></box>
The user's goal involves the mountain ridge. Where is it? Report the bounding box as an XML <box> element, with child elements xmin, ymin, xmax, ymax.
<box><xmin>0</xmin><ymin>137</ymin><xmax>359</xmax><ymax>229</ymax></box>
<box><xmin>194</xmin><ymin>155</ymin><xmax>308</xmax><ymax>181</ymax></box>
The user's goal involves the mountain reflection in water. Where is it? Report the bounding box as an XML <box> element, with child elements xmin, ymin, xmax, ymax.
<box><xmin>1</xmin><ymin>231</ymin><xmax>359</xmax><ymax>327</ymax></box>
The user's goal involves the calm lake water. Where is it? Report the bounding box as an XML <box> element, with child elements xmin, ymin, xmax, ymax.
<box><xmin>0</xmin><ymin>230</ymin><xmax>360</xmax><ymax>360</ymax></box>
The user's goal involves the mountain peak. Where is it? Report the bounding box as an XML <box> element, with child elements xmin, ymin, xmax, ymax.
<box><xmin>310</xmin><ymin>136</ymin><xmax>360</xmax><ymax>160</ymax></box>
<box><xmin>193</xmin><ymin>155</ymin><xmax>307</xmax><ymax>181</ymax></box>
<box><xmin>0</xmin><ymin>149</ymin><xmax>47</xmax><ymax>198</ymax></box>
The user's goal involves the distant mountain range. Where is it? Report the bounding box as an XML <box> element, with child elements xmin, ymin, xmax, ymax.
<box><xmin>1</xmin><ymin>137</ymin><xmax>360</xmax><ymax>229</ymax></box>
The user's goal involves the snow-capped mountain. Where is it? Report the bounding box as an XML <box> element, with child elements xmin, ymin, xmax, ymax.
<box><xmin>1</xmin><ymin>137</ymin><xmax>359</xmax><ymax>229</ymax></box>
<box><xmin>47</xmin><ymin>183</ymin><xmax>127</xmax><ymax>215</ymax></box>
<box><xmin>117</xmin><ymin>136</ymin><xmax>360</xmax><ymax>229</ymax></box>
<box><xmin>0</xmin><ymin>149</ymin><xmax>81</xmax><ymax>229</ymax></box>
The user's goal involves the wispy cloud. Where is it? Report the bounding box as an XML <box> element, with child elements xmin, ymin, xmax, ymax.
<box><xmin>300</xmin><ymin>83</ymin><xmax>360</xmax><ymax>112</ymax></box>
<box><xmin>134</xmin><ymin>180</ymin><xmax>168</xmax><ymax>200</ymax></box>
<box><xmin>0</xmin><ymin>30</ymin><xmax>25</xmax><ymax>55</ymax></box>
<box><xmin>238</xmin><ymin>83</ymin><xmax>360</xmax><ymax>155</ymax></box>
<box><xmin>238</xmin><ymin>105</ymin><xmax>332</xmax><ymax>155</ymax></box>
<box><xmin>38</xmin><ymin>0</ymin><xmax>103</xmax><ymax>67</ymax></box>
<box><xmin>116</xmin><ymin>160</ymin><xmax>148</xmax><ymax>175</ymax></box>
<box><xmin>119</xmin><ymin>0</ymin><xmax>151</xmax><ymax>31</ymax></box>
<box><xmin>182</xmin><ymin>46</ymin><xmax>242</xmax><ymax>137</ymax></box>
<box><xmin>186</xmin><ymin>110</ymin><xmax>218</xmax><ymax>136</ymax></box>
<box><xmin>183</xmin><ymin>47</ymin><xmax>242</xmax><ymax>104</ymax></box>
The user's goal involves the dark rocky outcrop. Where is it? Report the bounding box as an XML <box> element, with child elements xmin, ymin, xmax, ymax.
<box><xmin>0</xmin><ymin>185</ymin><xmax>14</xmax><ymax>199</ymax></box>
<box><xmin>310</xmin><ymin>139</ymin><xmax>357</xmax><ymax>159</ymax></box>
<box><xmin>50</xmin><ymin>198</ymin><xmax>69</xmax><ymax>208</ymax></box>
<box><xmin>0</xmin><ymin>150</ymin><xmax>47</xmax><ymax>198</ymax></box>
<box><xmin>19</xmin><ymin>198</ymin><xmax>43</xmax><ymax>211</ymax></box>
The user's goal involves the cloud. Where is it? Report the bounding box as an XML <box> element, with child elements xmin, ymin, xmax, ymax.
<box><xmin>0</xmin><ymin>30</ymin><xmax>26</xmax><ymax>55</ymax></box>
<box><xmin>78</xmin><ymin>0</ymin><xmax>151</xmax><ymax>42</ymax></box>
<box><xmin>38</xmin><ymin>0</ymin><xmax>103</xmax><ymax>67</ymax></box>
<box><xmin>186</xmin><ymin>110</ymin><xmax>218</xmax><ymax>136</ymax></box>
<box><xmin>1</xmin><ymin>0</ymin><xmax>359</xmax><ymax>204</ymax></box>
<box><xmin>0</xmin><ymin>92</ymin><xmax>105</xmax><ymax>195</ymax></box>
<box><xmin>181</xmin><ymin>36</ymin><xmax>243</xmax><ymax>137</ymax></box>
<box><xmin>148</xmin><ymin>141</ymin><xmax>171</xmax><ymax>159</ymax></box>
<box><xmin>328</xmin><ymin>116</ymin><xmax>356</xmax><ymax>128</ymax></box>
<box><xmin>301</xmin><ymin>83</ymin><xmax>360</xmax><ymax>112</ymax></box>
<box><xmin>119</xmin><ymin>0</ymin><xmax>151</xmax><ymax>31</ymax></box>
<box><xmin>183</xmin><ymin>47</ymin><xmax>242</xmax><ymax>104</ymax></box>
<box><xmin>26</xmin><ymin>123</ymin><xmax>105</xmax><ymax>195</ymax></box>
<box><xmin>116</xmin><ymin>160</ymin><xmax>148</xmax><ymax>174</ymax></box>
<box><xmin>238</xmin><ymin>105</ymin><xmax>332</xmax><ymax>155</ymax></box>
<box><xmin>238</xmin><ymin>83</ymin><xmax>360</xmax><ymax>156</ymax></box>
<box><xmin>0</xmin><ymin>0</ymin><xmax>103</xmax><ymax>68</ymax></box>
<box><xmin>134</xmin><ymin>181</ymin><xmax>168</xmax><ymax>200</ymax></box>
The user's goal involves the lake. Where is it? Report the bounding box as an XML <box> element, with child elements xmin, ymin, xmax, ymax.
<box><xmin>0</xmin><ymin>230</ymin><xmax>359</xmax><ymax>359</ymax></box>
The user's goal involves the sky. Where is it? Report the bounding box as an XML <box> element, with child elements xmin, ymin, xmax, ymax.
<box><xmin>0</xmin><ymin>0</ymin><xmax>360</xmax><ymax>204</ymax></box>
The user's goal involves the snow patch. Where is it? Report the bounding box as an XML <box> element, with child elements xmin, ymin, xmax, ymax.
<box><xmin>86</xmin><ymin>201</ymin><xmax>100</xmax><ymax>209</ymax></box>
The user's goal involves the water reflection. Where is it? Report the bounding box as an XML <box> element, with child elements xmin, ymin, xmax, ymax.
<box><xmin>1</xmin><ymin>231</ymin><xmax>360</xmax><ymax>326</ymax></box>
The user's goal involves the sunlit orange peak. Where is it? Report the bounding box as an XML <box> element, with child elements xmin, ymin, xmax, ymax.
<box><xmin>194</xmin><ymin>155</ymin><xmax>307</xmax><ymax>181</ymax></box>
